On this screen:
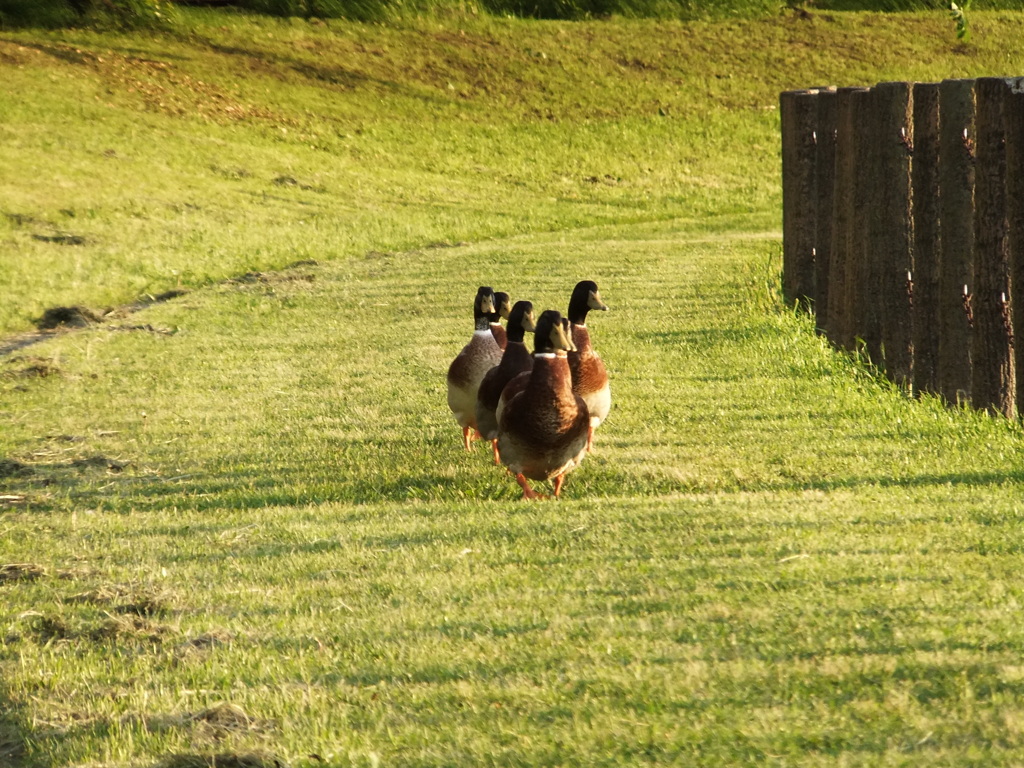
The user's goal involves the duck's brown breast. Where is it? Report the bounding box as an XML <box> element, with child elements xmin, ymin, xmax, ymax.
<box><xmin>497</xmin><ymin>356</ymin><xmax>589</xmax><ymax>479</ymax></box>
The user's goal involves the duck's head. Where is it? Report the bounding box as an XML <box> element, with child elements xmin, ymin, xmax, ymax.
<box><xmin>491</xmin><ymin>292</ymin><xmax>512</xmax><ymax>323</ymax></box>
<box><xmin>474</xmin><ymin>286</ymin><xmax>497</xmax><ymax>318</ymax></box>
<box><xmin>568</xmin><ymin>280</ymin><xmax>609</xmax><ymax>325</ymax></box>
<box><xmin>534</xmin><ymin>310</ymin><xmax>577</xmax><ymax>356</ymax></box>
<box><xmin>506</xmin><ymin>300</ymin><xmax>537</xmax><ymax>343</ymax></box>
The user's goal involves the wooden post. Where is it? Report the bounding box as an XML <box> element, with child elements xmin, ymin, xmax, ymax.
<box><xmin>1005</xmin><ymin>78</ymin><xmax>1024</xmax><ymax>411</ymax></box>
<box><xmin>849</xmin><ymin>86</ymin><xmax>881</xmax><ymax>363</ymax></box>
<box><xmin>912</xmin><ymin>82</ymin><xmax>942</xmax><ymax>396</ymax></box>
<box><xmin>871</xmin><ymin>81</ymin><xmax>915</xmax><ymax>386</ymax></box>
<box><xmin>813</xmin><ymin>87</ymin><xmax>838</xmax><ymax>335</ymax></box>
<box><xmin>937</xmin><ymin>79</ymin><xmax>976</xmax><ymax>407</ymax></box>
<box><xmin>971</xmin><ymin>77</ymin><xmax>1015</xmax><ymax>417</ymax></box>
<box><xmin>827</xmin><ymin>86</ymin><xmax>869</xmax><ymax>351</ymax></box>
<box><xmin>781</xmin><ymin>89</ymin><xmax>820</xmax><ymax>312</ymax></box>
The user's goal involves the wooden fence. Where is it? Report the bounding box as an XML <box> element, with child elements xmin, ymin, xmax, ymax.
<box><xmin>781</xmin><ymin>77</ymin><xmax>1024</xmax><ymax>417</ymax></box>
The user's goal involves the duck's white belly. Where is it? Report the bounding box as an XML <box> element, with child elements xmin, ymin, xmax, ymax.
<box><xmin>583</xmin><ymin>384</ymin><xmax>611</xmax><ymax>427</ymax></box>
<box><xmin>447</xmin><ymin>331</ymin><xmax>502</xmax><ymax>429</ymax></box>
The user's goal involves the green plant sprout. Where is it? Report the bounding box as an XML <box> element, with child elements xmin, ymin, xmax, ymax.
<box><xmin>950</xmin><ymin>0</ymin><xmax>971</xmax><ymax>43</ymax></box>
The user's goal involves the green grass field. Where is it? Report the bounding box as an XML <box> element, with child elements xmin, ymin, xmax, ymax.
<box><xmin>4</xmin><ymin>7</ymin><xmax>1024</xmax><ymax>767</ymax></box>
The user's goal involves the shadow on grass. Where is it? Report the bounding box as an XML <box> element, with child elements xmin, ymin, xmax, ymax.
<box><xmin>0</xmin><ymin>676</ymin><xmax>47</xmax><ymax>768</ymax></box>
<box><xmin>179</xmin><ymin>31</ymin><xmax>452</xmax><ymax>111</ymax></box>
<box><xmin>2</xmin><ymin>448</ymin><xmax>513</xmax><ymax>513</ymax></box>
<box><xmin>7</xmin><ymin>436</ymin><xmax>1024</xmax><ymax>515</ymax></box>
<box><xmin>4</xmin><ymin>40</ymin><xmax>96</xmax><ymax>66</ymax></box>
<box><xmin>777</xmin><ymin>469</ymin><xmax>1024</xmax><ymax>494</ymax></box>
<box><xmin>154</xmin><ymin>754</ymin><xmax>286</xmax><ymax>768</ymax></box>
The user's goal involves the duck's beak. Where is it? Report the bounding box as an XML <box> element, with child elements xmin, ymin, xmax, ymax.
<box><xmin>553</xmin><ymin>318</ymin><xmax>577</xmax><ymax>352</ymax></box>
<box><xmin>589</xmin><ymin>289</ymin><xmax>609</xmax><ymax>312</ymax></box>
<box><xmin>522</xmin><ymin>310</ymin><xmax>538</xmax><ymax>333</ymax></box>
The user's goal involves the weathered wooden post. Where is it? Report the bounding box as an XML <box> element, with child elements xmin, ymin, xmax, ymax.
<box><xmin>971</xmin><ymin>77</ymin><xmax>1015</xmax><ymax>417</ymax></box>
<box><xmin>813</xmin><ymin>86</ymin><xmax>838</xmax><ymax>335</ymax></box>
<box><xmin>1005</xmin><ymin>77</ymin><xmax>1024</xmax><ymax>412</ymax></box>
<box><xmin>849</xmin><ymin>86</ymin><xmax>881</xmax><ymax>362</ymax></box>
<box><xmin>828</xmin><ymin>86</ymin><xmax>870</xmax><ymax>351</ymax></box>
<box><xmin>912</xmin><ymin>82</ymin><xmax>942</xmax><ymax>396</ymax></box>
<box><xmin>781</xmin><ymin>89</ymin><xmax>820</xmax><ymax>311</ymax></box>
<box><xmin>937</xmin><ymin>79</ymin><xmax>976</xmax><ymax>406</ymax></box>
<box><xmin>870</xmin><ymin>81</ymin><xmax>915</xmax><ymax>386</ymax></box>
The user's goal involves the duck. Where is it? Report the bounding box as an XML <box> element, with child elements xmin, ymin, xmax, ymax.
<box><xmin>495</xmin><ymin>315</ymin><xmax>572</xmax><ymax>430</ymax></box>
<box><xmin>566</xmin><ymin>279</ymin><xmax>610</xmax><ymax>452</ymax></box>
<box><xmin>475</xmin><ymin>300</ymin><xmax>537</xmax><ymax>465</ymax></box>
<box><xmin>447</xmin><ymin>286</ymin><xmax>504</xmax><ymax>450</ymax></box>
<box><xmin>489</xmin><ymin>291</ymin><xmax>512</xmax><ymax>350</ymax></box>
<box><xmin>497</xmin><ymin>309</ymin><xmax>590</xmax><ymax>500</ymax></box>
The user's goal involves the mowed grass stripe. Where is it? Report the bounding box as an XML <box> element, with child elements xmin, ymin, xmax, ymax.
<box><xmin>3</xmin><ymin>493</ymin><xmax>1024</xmax><ymax>764</ymax></box>
<box><xmin>4</xmin><ymin>223</ymin><xmax>1024</xmax><ymax>764</ymax></box>
<box><xmin>2</xmin><ymin>225</ymin><xmax>1022</xmax><ymax>506</ymax></box>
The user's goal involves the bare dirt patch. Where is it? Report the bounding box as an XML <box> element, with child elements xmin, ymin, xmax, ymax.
<box><xmin>124</xmin><ymin>704</ymin><xmax>279</xmax><ymax>754</ymax></box>
<box><xmin>31</xmin><ymin>232</ymin><xmax>87</xmax><ymax>246</ymax></box>
<box><xmin>0</xmin><ymin>562</ymin><xmax>84</xmax><ymax>581</ymax></box>
<box><xmin>229</xmin><ymin>269</ymin><xmax>316</xmax><ymax>286</ymax></box>
<box><xmin>0</xmin><ymin>459</ymin><xmax>33</xmax><ymax>478</ymax></box>
<box><xmin>23</xmin><ymin>611</ymin><xmax>174</xmax><ymax>645</ymax></box>
<box><xmin>153</xmin><ymin>288</ymin><xmax>191</xmax><ymax>302</ymax></box>
<box><xmin>189</xmin><ymin>703</ymin><xmax>278</xmax><ymax>742</ymax></box>
<box><xmin>68</xmin><ymin>584</ymin><xmax>175</xmax><ymax>616</ymax></box>
<box><xmin>37</xmin><ymin>306</ymin><xmax>104</xmax><ymax>330</ymax></box>
<box><xmin>13</xmin><ymin>574</ymin><xmax>180</xmax><ymax>645</ymax></box>
<box><xmin>70</xmin><ymin>455</ymin><xmax>131</xmax><ymax>473</ymax></box>
<box><xmin>24</xmin><ymin>613</ymin><xmax>73</xmax><ymax>642</ymax></box>
<box><xmin>0</xmin><ymin>453</ymin><xmax>133</xmax><ymax>497</ymax></box>
<box><xmin>179</xmin><ymin>629</ymin><xmax>235</xmax><ymax>652</ymax></box>
<box><xmin>193</xmin><ymin>703</ymin><xmax>255</xmax><ymax>732</ymax></box>
<box><xmin>0</xmin><ymin>563</ymin><xmax>47</xmax><ymax>584</ymax></box>
<box><xmin>271</xmin><ymin>175</ymin><xmax>325</xmax><ymax>193</ymax></box>
<box><xmin>0</xmin><ymin>262</ymin><xmax>311</xmax><ymax>359</ymax></box>
<box><xmin>3</xmin><ymin>355</ymin><xmax>62</xmax><ymax>379</ymax></box>
<box><xmin>117</xmin><ymin>595</ymin><xmax>173</xmax><ymax>617</ymax></box>
<box><xmin>156</xmin><ymin>751</ymin><xmax>288</xmax><ymax>768</ymax></box>
<box><xmin>90</xmin><ymin>614</ymin><xmax>174</xmax><ymax>643</ymax></box>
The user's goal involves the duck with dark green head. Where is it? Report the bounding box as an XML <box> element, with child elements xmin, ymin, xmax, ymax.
<box><xmin>566</xmin><ymin>279</ymin><xmax>610</xmax><ymax>452</ymax></box>
<box><xmin>489</xmin><ymin>291</ymin><xmax>512</xmax><ymax>350</ymax></box>
<box><xmin>497</xmin><ymin>309</ymin><xmax>590</xmax><ymax>500</ymax></box>
<box><xmin>447</xmin><ymin>286</ymin><xmax>503</xmax><ymax>450</ymax></box>
<box><xmin>475</xmin><ymin>300</ymin><xmax>537</xmax><ymax>465</ymax></box>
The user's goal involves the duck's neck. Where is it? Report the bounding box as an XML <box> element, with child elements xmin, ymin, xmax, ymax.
<box><xmin>474</xmin><ymin>315</ymin><xmax>491</xmax><ymax>331</ymax></box>
<box><xmin>505</xmin><ymin>324</ymin><xmax>527</xmax><ymax>345</ymax></box>
<box><xmin>500</xmin><ymin>339</ymin><xmax>532</xmax><ymax>369</ymax></box>
<box><xmin>490</xmin><ymin>322</ymin><xmax>507</xmax><ymax>349</ymax></box>
<box><xmin>530</xmin><ymin>353</ymin><xmax>574</xmax><ymax>397</ymax></box>
<box><xmin>568</xmin><ymin>295</ymin><xmax>590</xmax><ymax>326</ymax></box>
<box><xmin>570</xmin><ymin>323</ymin><xmax>593</xmax><ymax>353</ymax></box>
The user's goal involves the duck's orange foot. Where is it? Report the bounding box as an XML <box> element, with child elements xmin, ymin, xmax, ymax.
<box><xmin>585</xmin><ymin>425</ymin><xmax>595</xmax><ymax>453</ymax></box>
<box><xmin>462</xmin><ymin>427</ymin><xmax>484</xmax><ymax>451</ymax></box>
<box><xmin>552</xmin><ymin>473</ymin><xmax>568</xmax><ymax>498</ymax></box>
<box><xmin>515</xmin><ymin>473</ymin><xmax>548</xmax><ymax>500</ymax></box>
<box><xmin>491</xmin><ymin>439</ymin><xmax>501</xmax><ymax>465</ymax></box>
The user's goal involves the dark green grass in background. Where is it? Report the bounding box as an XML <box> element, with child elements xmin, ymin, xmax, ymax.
<box><xmin>3</xmin><ymin>0</ymin><xmax>1024</xmax><ymax>25</ymax></box>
